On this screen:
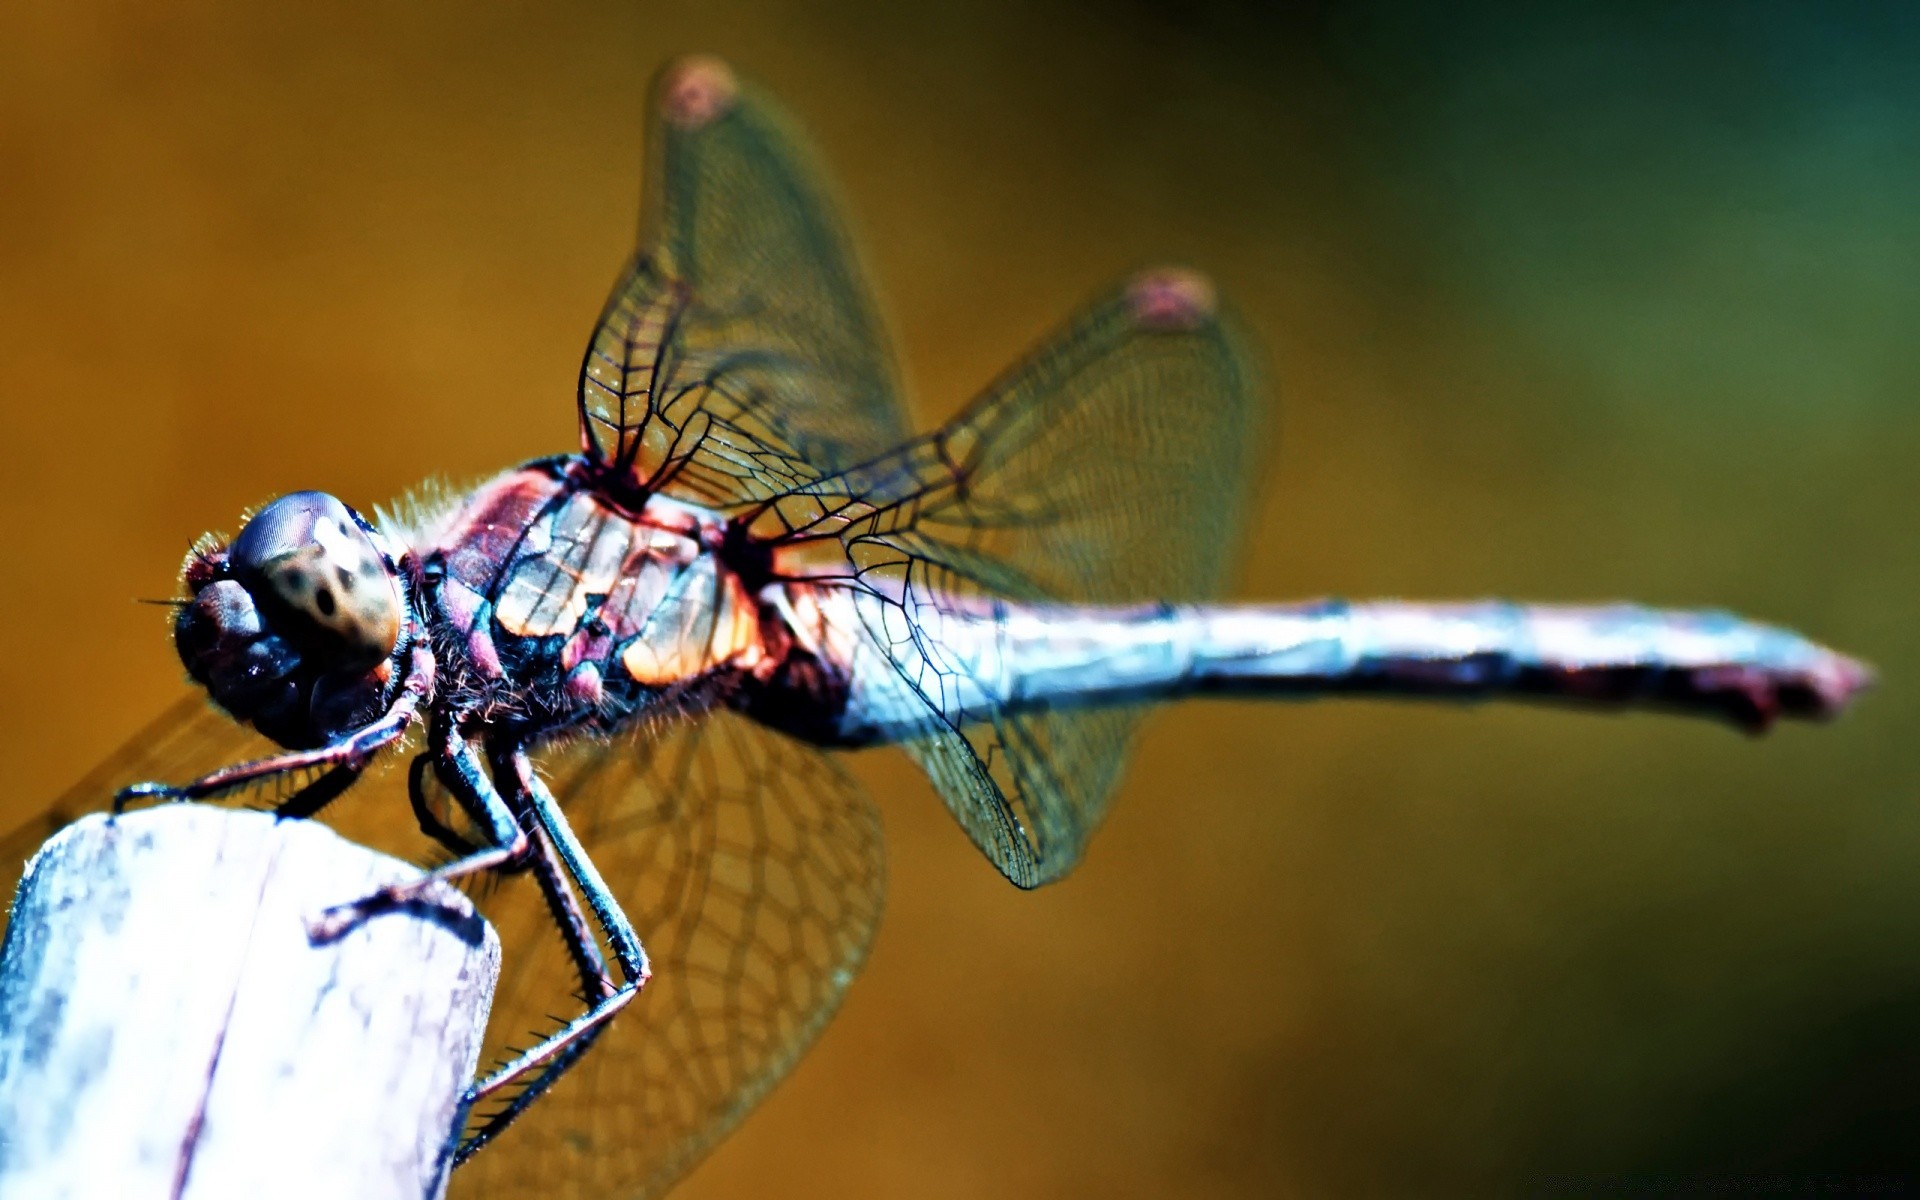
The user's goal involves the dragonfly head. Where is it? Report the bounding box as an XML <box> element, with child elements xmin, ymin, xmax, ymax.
<box><xmin>174</xmin><ymin>491</ymin><xmax>410</xmax><ymax>749</ymax></box>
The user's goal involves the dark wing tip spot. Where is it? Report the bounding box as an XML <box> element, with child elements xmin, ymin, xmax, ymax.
<box><xmin>315</xmin><ymin>587</ymin><xmax>336</xmax><ymax>616</ymax></box>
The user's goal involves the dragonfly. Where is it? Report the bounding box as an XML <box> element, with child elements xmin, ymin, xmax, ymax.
<box><xmin>2</xmin><ymin>54</ymin><xmax>1870</xmax><ymax>1200</ymax></box>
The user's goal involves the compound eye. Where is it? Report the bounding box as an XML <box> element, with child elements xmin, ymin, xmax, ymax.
<box><xmin>230</xmin><ymin>491</ymin><xmax>402</xmax><ymax>666</ymax></box>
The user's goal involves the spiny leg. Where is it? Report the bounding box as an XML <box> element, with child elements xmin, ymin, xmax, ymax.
<box><xmin>273</xmin><ymin>762</ymin><xmax>365</xmax><ymax>820</ymax></box>
<box><xmin>454</xmin><ymin>744</ymin><xmax>649</xmax><ymax>1165</ymax></box>
<box><xmin>442</xmin><ymin>820</ymin><xmax>625</xmax><ymax>1162</ymax></box>
<box><xmin>113</xmin><ymin>714</ymin><xmax>405</xmax><ymax>811</ymax></box>
<box><xmin>526</xmin><ymin>822</ymin><xmax>618</xmax><ymax>1004</ymax></box>
<box><xmin>459</xmin><ymin>1023</ymin><xmax>618</xmax><ymax>1168</ymax></box>
<box><xmin>425</xmin><ymin>746</ymin><xmax>615</xmax><ymax>997</ymax></box>
<box><xmin>400</xmin><ymin>759</ymin><xmax>610</xmax><ymax>996</ymax></box>
<box><xmin>114</xmin><ymin>641</ymin><xmax>435</xmax><ymax>812</ymax></box>
<box><xmin>308</xmin><ymin>729</ymin><xmax>531</xmax><ymax>942</ymax></box>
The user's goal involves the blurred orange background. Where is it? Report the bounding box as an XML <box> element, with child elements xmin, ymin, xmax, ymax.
<box><xmin>2</xmin><ymin>2</ymin><xmax>1915</xmax><ymax>1195</ymax></box>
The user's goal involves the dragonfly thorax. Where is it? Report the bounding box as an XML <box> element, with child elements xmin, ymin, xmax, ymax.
<box><xmin>175</xmin><ymin>491</ymin><xmax>413</xmax><ymax>750</ymax></box>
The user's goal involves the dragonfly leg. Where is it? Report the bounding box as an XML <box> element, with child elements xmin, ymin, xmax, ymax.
<box><xmin>113</xmin><ymin>641</ymin><xmax>436</xmax><ymax>811</ymax></box>
<box><xmin>272</xmin><ymin>762</ymin><xmax>366</xmax><ymax>820</ymax></box>
<box><xmin>400</xmin><ymin>710</ymin><xmax>537</xmax><ymax>863</ymax></box>
<box><xmin>400</xmin><ymin>755</ymin><xmax>621</xmax><ymax>1002</ymax></box>
<box><xmin>308</xmin><ymin>730</ymin><xmax>531</xmax><ymax>942</ymax></box>
<box><xmin>111</xmin><ymin>715</ymin><xmax>402</xmax><ymax>812</ymax></box>
<box><xmin>401</xmin><ymin>756</ymin><xmax>613</xmax><ymax>992</ymax></box>
<box><xmin>452</xmin><ymin>744</ymin><xmax>649</xmax><ymax>1165</ymax></box>
<box><xmin>525</xmin><ymin>820</ymin><xmax>618</xmax><ymax>1003</ymax></box>
<box><xmin>407</xmin><ymin>752</ymin><xmax>482</xmax><ymax>858</ymax></box>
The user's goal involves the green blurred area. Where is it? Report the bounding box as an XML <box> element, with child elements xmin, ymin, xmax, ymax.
<box><xmin>1</xmin><ymin>2</ymin><xmax>1914</xmax><ymax>1195</ymax></box>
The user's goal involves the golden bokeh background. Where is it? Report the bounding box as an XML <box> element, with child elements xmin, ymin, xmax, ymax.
<box><xmin>2</xmin><ymin>2</ymin><xmax>1915</xmax><ymax>1195</ymax></box>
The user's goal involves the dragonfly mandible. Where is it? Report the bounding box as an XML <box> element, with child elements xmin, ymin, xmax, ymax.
<box><xmin>4</xmin><ymin>55</ymin><xmax>1869</xmax><ymax>1200</ymax></box>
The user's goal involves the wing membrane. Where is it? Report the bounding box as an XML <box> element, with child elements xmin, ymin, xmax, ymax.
<box><xmin>580</xmin><ymin>57</ymin><xmax>909</xmax><ymax>507</ymax></box>
<box><xmin>453</xmin><ymin>711</ymin><xmax>884</xmax><ymax>1200</ymax></box>
<box><xmin>771</xmin><ymin>272</ymin><xmax>1266</xmax><ymax>887</ymax></box>
<box><xmin>573</xmin><ymin>61</ymin><xmax>1266</xmax><ymax>890</ymax></box>
<box><xmin>4</xmin><ymin>696</ymin><xmax>882</xmax><ymax>1200</ymax></box>
<box><xmin>0</xmin><ymin>695</ymin><xmax>281</xmax><ymax>918</ymax></box>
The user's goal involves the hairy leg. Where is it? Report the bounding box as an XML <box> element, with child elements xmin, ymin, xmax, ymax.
<box><xmin>114</xmin><ymin>642</ymin><xmax>437</xmax><ymax>811</ymax></box>
<box><xmin>308</xmin><ymin>728</ymin><xmax>530</xmax><ymax>941</ymax></box>
<box><xmin>453</xmin><ymin>744</ymin><xmax>649</xmax><ymax>1164</ymax></box>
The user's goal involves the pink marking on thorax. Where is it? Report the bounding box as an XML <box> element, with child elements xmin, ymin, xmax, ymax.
<box><xmin>438</xmin><ymin>577</ymin><xmax>485</xmax><ymax>635</ymax></box>
<box><xmin>434</xmin><ymin>574</ymin><xmax>506</xmax><ymax>677</ymax></box>
<box><xmin>434</xmin><ymin>468</ymin><xmax>569</xmax><ymax>593</ymax></box>
<box><xmin>565</xmin><ymin>662</ymin><xmax>605</xmax><ymax>707</ymax></box>
<box><xmin>561</xmin><ymin>621</ymin><xmax>614</xmax><ymax>673</ymax></box>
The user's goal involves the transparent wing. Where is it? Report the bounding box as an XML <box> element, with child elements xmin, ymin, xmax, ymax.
<box><xmin>762</xmin><ymin>271</ymin><xmax>1266</xmax><ymax>888</ymax></box>
<box><xmin>0</xmin><ymin>695</ymin><xmax>278</xmax><ymax>920</ymax></box>
<box><xmin>580</xmin><ymin>56</ymin><xmax>909</xmax><ymax>509</ymax></box>
<box><xmin>3</xmin><ymin>697</ymin><xmax>882</xmax><ymax>1198</ymax></box>
<box><xmin>452</xmin><ymin>710</ymin><xmax>885</xmax><ymax>1200</ymax></box>
<box><xmin>0</xmin><ymin>694</ymin><xmax>453</xmax><ymax>942</ymax></box>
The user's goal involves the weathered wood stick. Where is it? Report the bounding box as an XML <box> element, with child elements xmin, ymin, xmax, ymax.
<box><xmin>0</xmin><ymin>804</ymin><xmax>500</xmax><ymax>1200</ymax></box>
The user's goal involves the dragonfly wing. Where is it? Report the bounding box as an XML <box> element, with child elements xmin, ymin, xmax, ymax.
<box><xmin>580</xmin><ymin>56</ymin><xmax>909</xmax><ymax>508</ymax></box>
<box><xmin>4</xmin><ymin>698</ymin><xmax>882</xmax><ymax>1199</ymax></box>
<box><xmin>0</xmin><ymin>695</ymin><xmax>280</xmax><ymax>922</ymax></box>
<box><xmin>788</xmin><ymin>270</ymin><xmax>1266</xmax><ymax>887</ymax></box>
<box><xmin>452</xmin><ymin>710</ymin><xmax>884</xmax><ymax>1200</ymax></box>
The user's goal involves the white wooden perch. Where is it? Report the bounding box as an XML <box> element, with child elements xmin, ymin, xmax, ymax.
<box><xmin>0</xmin><ymin>804</ymin><xmax>500</xmax><ymax>1200</ymax></box>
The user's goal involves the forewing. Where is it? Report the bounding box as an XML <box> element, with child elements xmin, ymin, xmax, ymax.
<box><xmin>452</xmin><ymin>710</ymin><xmax>885</xmax><ymax>1200</ymax></box>
<box><xmin>580</xmin><ymin>57</ymin><xmax>909</xmax><ymax>508</ymax></box>
<box><xmin>775</xmin><ymin>270</ymin><xmax>1265</xmax><ymax>887</ymax></box>
<box><xmin>0</xmin><ymin>695</ymin><xmax>278</xmax><ymax>920</ymax></box>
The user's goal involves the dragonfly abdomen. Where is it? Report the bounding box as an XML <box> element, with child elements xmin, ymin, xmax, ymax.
<box><xmin>815</xmin><ymin>594</ymin><xmax>1869</xmax><ymax>741</ymax></box>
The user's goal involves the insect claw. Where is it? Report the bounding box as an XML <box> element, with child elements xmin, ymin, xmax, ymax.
<box><xmin>307</xmin><ymin>900</ymin><xmax>370</xmax><ymax>944</ymax></box>
<box><xmin>112</xmin><ymin>781</ymin><xmax>184</xmax><ymax>814</ymax></box>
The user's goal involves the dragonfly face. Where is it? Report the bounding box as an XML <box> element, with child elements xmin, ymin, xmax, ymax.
<box><xmin>175</xmin><ymin>491</ymin><xmax>412</xmax><ymax>751</ymax></box>
<box><xmin>14</xmin><ymin>53</ymin><xmax>1867</xmax><ymax>1200</ymax></box>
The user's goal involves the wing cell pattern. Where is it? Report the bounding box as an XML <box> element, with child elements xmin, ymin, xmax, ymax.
<box><xmin>17</xmin><ymin>53</ymin><xmax>1268</xmax><ymax>1200</ymax></box>
<box><xmin>759</xmin><ymin>275</ymin><xmax>1265</xmax><ymax>886</ymax></box>
<box><xmin>0</xmin><ymin>696</ymin><xmax>275</xmax><ymax>912</ymax></box>
<box><xmin>18</xmin><ymin>697</ymin><xmax>884</xmax><ymax>1200</ymax></box>
<box><xmin>455</xmin><ymin>712</ymin><xmax>883</xmax><ymax>1200</ymax></box>
<box><xmin>578</xmin><ymin>62</ymin><xmax>1265</xmax><ymax>891</ymax></box>
<box><xmin>579</xmin><ymin>60</ymin><xmax>908</xmax><ymax>509</ymax></box>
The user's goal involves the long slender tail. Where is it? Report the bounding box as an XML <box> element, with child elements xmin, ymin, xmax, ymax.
<box><xmin>824</xmin><ymin>595</ymin><xmax>1871</xmax><ymax>741</ymax></box>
